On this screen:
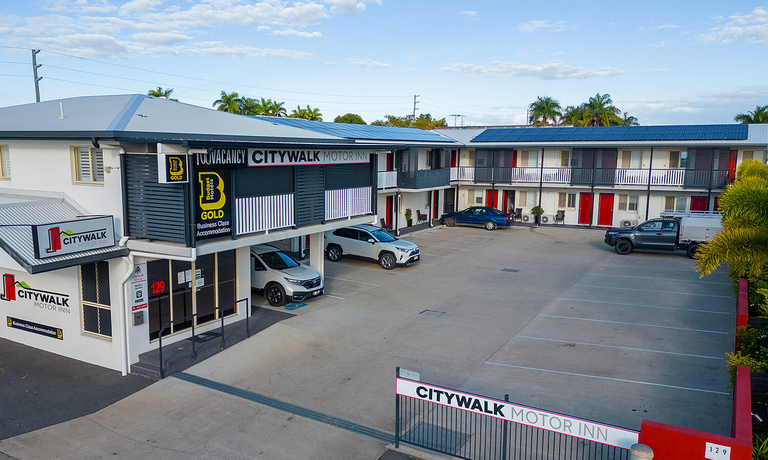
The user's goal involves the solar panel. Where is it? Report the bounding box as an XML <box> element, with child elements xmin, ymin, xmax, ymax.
<box><xmin>641</xmin><ymin>126</ymin><xmax>666</xmax><ymax>140</ymax></box>
<box><xmin>604</xmin><ymin>127</ymin><xmax>628</xmax><ymax>141</ymax></box>
<box><xmin>567</xmin><ymin>128</ymin><xmax>593</xmax><ymax>141</ymax></box>
<box><xmin>497</xmin><ymin>130</ymin><xmax>524</xmax><ymax>142</ymax></box>
<box><xmin>682</xmin><ymin>125</ymin><xmax>707</xmax><ymax>140</ymax></box>
<box><xmin>259</xmin><ymin>116</ymin><xmax>455</xmax><ymax>142</ymax></box>
<box><xmin>704</xmin><ymin>125</ymin><xmax>727</xmax><ymax>140</ymax></box>
<box><xmin>516</xmin><ymin>129</ymin><xmax>542</xmax><ymax>142</ymax></box>
<box><xmin>621</xmin><ymin>126</ymin><xmax>647</xmax><ymax>140</ymax></box>
<box><xmin>534</xmin><ymin>128</ymin><xmax>559</xmax><ymax>141</ymax></box>
<box><xmin>585</xmin><ymin>127</ymin><xmax>611</xmax><ymax>141</ymax></box>
<box><xmin>661</xmin><ymin>126</ymin><xmax>686</xmax><ymax>140</ymax></box>
<box><xmin>725</xmin><ymin>124</ymin><xmax>749</xmax><ymax>140</ymax></box>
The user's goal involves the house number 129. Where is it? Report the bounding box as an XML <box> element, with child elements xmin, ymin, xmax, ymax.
<box><xmin>704</xmin><ymin>442</ymin><xmax>730</xmax><ymax>460</ymax></box>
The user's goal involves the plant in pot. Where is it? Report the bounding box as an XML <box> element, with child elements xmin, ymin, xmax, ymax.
<box><xmin>404</xmin><ymin>208</ymin><xmax>413</xmax><ymax>227</ymax></box>
<box><xmin>530</xmin><ymin>205</ymin><xmax>544</xmax><ymax>225</ymax></box>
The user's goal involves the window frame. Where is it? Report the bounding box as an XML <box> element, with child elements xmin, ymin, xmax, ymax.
<box><xmin>80</xmin><ymin>261</ymin><xmax>112</xmax><ymax>339</ymax></box>
<box><xmin>557</xmin><ymin>192</ymin><xmax>567</xmax><ymax>209</ymax></box>
<box><xmin>72</xmin><ymin>146</ymin><xmax>105</xmax><ymax>184</ymax></box>
<box><xmin>560</xmin><ymin>151</ymin><xmax>570</xmax><ymax>168</ymax></box>
<box><xmin>566</xmin><ymin>192</ymin><xmax>576</xmax><ymax>209</ymax></box>
<box><xmin>668</xmin><ymin>151</ymin><xmax>681</xmax><ymax>170</ymax></box>
<box><xmin>617</xmin><ymin>194</ymin><xmax>639</xmax><ymax>212</ymax></box>
<box><xmin>0</xmin><ymin>145</ymin><xmax>10</xmax><ymax>179</ymax></box>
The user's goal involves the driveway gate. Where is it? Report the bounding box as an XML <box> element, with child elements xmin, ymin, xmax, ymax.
<box><xmin>395</xmin><ymin>368</ymin><xmax>639</xmax><ymax>460</ymax></box>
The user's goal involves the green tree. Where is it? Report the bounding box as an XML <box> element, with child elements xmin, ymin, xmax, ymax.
<box><xmin>213</xmin><ymin>91</ymin><xmax>242</xmax><ymax>113</ymax></box>
<box><xmin>371</xmin><ymin>115</ymin><xmax>413</xmax><ymax>127</ymax></box>
<box><xmin>696</xmin><ymin>159</ymin><xmax>768</xmax><ymax>280</ymax></box>
<box><xmin>528</xmin><ymin>96</ymin><xmax>562</xmax><ymax>125</ymax></box>
<box><xmin>289</xmin><ymin>105</ymin><xmax>323</xmax><ymax>121</ymax></box>
<box><xmin>334</xmin><ymin>113</ymin><xmax>366</xmax><ymax>124</ymax></box>
<box><xmin>240</xmin><ymin>97</ymin><xmax>264</xmax><ymax>116</ymax></box>
<box><xmin>147</xmin><ymin>87</ymin><xmax>176</xmax><ymax>100</ymax></box>
<box><xmin>256</xmin><ymin>98</ymin><xmax>286</xmax><ymax>117</ymax></box>
<box><xmin>620</xmin><ymin>112</ymin><xmax>640</xmax><ymax>126</ymax></box>
<box><xmin>735</xmin><ymin>105</ymin><xmax>768</xmax><ymax>124</ymax></box>
<box><xmin>561</xmin><ymin>105</ymin><xmax>585</xmax><ymax>126</ymax></box>
<box><xmin>411</xmin><ymin>113</ymin><xmax>448</xmax><ymax>130</ymax></box>
<box><xmin>579</xmin><ymin>93</ymin><xmax>623</xmax><ymax>127</ymax></box>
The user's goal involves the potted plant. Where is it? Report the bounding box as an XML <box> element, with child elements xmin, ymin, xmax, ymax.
<box><xmin>530</xmin><ymin>205</ymin><xmax>544</xmax><ymax>225</ymax></box>
<box><xmin>404</xmin><ymin>208</ymin><xmax>413</xmax><ymax>227</ymax></box>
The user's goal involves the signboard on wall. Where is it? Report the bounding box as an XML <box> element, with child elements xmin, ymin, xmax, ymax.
<box><xmin>7</xmin><ymin>316</ymin><xmax>63</xmax><ymax>340</ymax></box>
<box><xmin>248</xmin><ymin>149</ymin><xmax>370</xmax><ymax>167</ymax></box>
<box><xmin>195</xmin><ymin>169</ymin><xmax>232</xmax><ymax>240</ymax></box>
<box><xmin>32</xmin><ymin>217</ymin><xmax>116</xmax><ymax>259</ymax></box>
<box><xmin>129</xmin><ymin>263</ymin><xmax>148</xmax><ymax>312</ymax></box>
<box><xmin>157</xmin><ymin>154</ymin><xmax>189</xmax><ymax>183</ymax></box>
<box><xmin>196</xmin><ymin>148</ymin><xmax>248</xmax><ymax>167</ymax></box>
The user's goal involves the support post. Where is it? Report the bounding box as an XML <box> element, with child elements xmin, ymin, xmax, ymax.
<box><xmin>645</xmin><ymin>147</ymin><xmax>654</xmax><ymax>221</ymax></box>
<box><xmin>707</xmin><ymin>148</ymin><xmax>716</xmax><ymax>211</ymax></box>
<box><xmin>395</xmin><ymin>367</ymin><xmax>401</xmax><ymax>448</ymax></box>
<box><xmin>501</xmin><ymin>394</ymin><xmax>509</xmax><ymax>459</ymax></box>
<box><xmin>538</xmin><ymin>148</ymin><xmax>544</xmax><ymax>226</ymax></box>
<box><xmin>31</xmin><ymin>49</ymin><xmax>41</xmax><ymax>102</ymax></box>
<box><xmin>588</xmin><ymin>149</ymin><xmax>596</xmax><ymax>227</ymax></box>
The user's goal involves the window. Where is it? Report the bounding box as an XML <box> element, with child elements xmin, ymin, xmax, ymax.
<box><xmin>638</xmin><ymin>220</ymin><xmax>662</xmax><ymax>231</ymax></box>
<box><xmin>0</xmin><ymin>145</ymin><xmax>10</xmax><ymax>179</ymax></box>
<box><xmin>557</xmin><ymin>192</ymin><xmax>567</xmax><ymax>209</ymax></box>
<box><xmin>519</xmin><ymin>151</ymin><xmax>537</xmax><ymax>167</ymax></box>
<box><xmin>668</xmin><ymin>151</ymin><xmax>680</xmax><ymax>169</ymax></box>
<box><xmin>620</xmin><ymin>150</ymin><xmax>642</xmax><ymax>169</ymax></box>
<box><xmin>567</xmin><ymin>192</ymin><xmax>576</xmax><ymax>208</ymax></box>
<box><xmin>467</xmin><ymin>188</ymin><xmax>476</xmax><ymax>206</ymax></box>
<box><xmin>744</xmin><ymin>150</ymin><xmax>767</xmax><ymax>164</ymax></box>
<box><xmin>560</xmin><ymin>151</ymin><xmax>570</xmax><ymax>168</ymax></box>
<box><xmin>617</xmin><ymin>194</ymin><xmax>639</xmax><ymax>212</ymax></box>
<box><xmin>81</xmin><ymin>261</ymin><xmax>111</xmax><ymax>338</ymax></box>
<box><xmin>664</xmin><ymin>196</ymin><xmax>688</xmax><ymax>212</ymax></box>
<box><xmin>73</xmin><ymin>147</ymin><xmax>104</xmax><ymax>183</ymax></box>
<box><xmin>518</xmin><ymin>190</ymin><xmax>537</xmax><ymax>208</ymax></box>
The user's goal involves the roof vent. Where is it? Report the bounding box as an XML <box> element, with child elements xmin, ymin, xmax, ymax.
<box><xmin>136</xmin><ymin>113</ymin><xmax>147</xmax><ymax>118</ymax></box>
<box><xmin>58</xmin><ymin>101</ymin><xmax>65</xmax><ymax>119</ymax></box>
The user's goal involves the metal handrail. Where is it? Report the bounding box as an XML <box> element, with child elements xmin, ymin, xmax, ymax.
<box><xmin>157</xmin><ymin>297</ymin><xmax>249</xmax><ymax>378</ymax></box>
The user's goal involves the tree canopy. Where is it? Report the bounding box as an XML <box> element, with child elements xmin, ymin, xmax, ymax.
<box><xmin>371</xmin><ymin>113</ymin><xmax>447</xmax><ymax>130</ymax></box>
<box><xmin>289</xmin><ymin>105</ymin><xmax>323</xmax><ymax>121</ymax></box>
<box><xmin>212</xmin><ymin>91</ymin><xmax>242</xmax><ymax>113</ymax></box>
<box><xmin>528</xmin><ymin>96</ymin><xmax>562</xmax><ymax>125</ymax></box>
<box><xmin>147</xmin><ymin>87</ymin><xmax>177</xmax><ymax>101</ymax></box>
<box><xmin>334</xmin><ymin>113</ymin><xmax>366</xmax><ymax>124</ymax></box>
<box><xmin>735</xmin><ymin>105</ymin><xmax>768</xmax><ymax>124</ymax></box>
<box><xmin>532</xmin><ymin>93</ymin><xmax>638</xmax><ymax>126</ymax></box>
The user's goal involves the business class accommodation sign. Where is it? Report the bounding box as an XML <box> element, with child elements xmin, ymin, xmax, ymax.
<box><xmin>32</xmin><ymin>217</ymin><xmax>116</xmax><ymax>259</ymax></box>
<box><xmin>247</xmin><ymin>149</ymin><xmax>370</xmax><ymax>167</ymax></box>
<box><xmin>396</xmin><ymin>378</ymin><xmax>639</xmax><ymax>450</ymax></box>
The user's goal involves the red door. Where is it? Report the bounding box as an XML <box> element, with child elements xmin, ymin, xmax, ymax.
<box><xmin>386</xmin><ymin>153</ymin><xmax>394</xmax><ymax>171</ymax></box>
<box><xmin>486</xmin><ymin>190</ymin><xmax>498</xmax><ymax>208</ymax></box>
<box><xmin>501</xmin><ymin>190</ymin><xmax>510</xmax><ymax>213</ymax></box>
<box><xmin>432</xmin><ymin>191</ymin><xmax>439</xmax><ymax>219</ymax></box>
<box><xmin>597</xmin><ymin>193</ymin><xmax>614</xmax><ymax>226</ymax></box>
<box><xmin>728</xmin><ymin>150</ymin><xmax>737</xmax><ymax>183</ymax></box>
<box><xmin>450</xmin><ymin>150</ymin><xmax>457</xmax><ymax>168</ymax></box>
<box><xmin>691</xmin><ymin>196</ymin><xmax>708</xmax><ymax>212</ymax></box>
<box><xmin>578</xmin><ymin>193</ymin><xmax>592</xmax><ymax>225</ymax></box>
<box><xmin>385</xmin><ymin>196</ymin><xmax>393</xmax><ymax>226</ymax></box>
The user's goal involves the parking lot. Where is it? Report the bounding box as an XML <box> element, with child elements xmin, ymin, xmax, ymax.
<box><xmin>0</xmin><ymin>225</ymin><xmax>736</xmax><ymax>459</ymax></box>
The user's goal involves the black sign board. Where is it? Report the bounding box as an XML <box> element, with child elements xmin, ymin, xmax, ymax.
<box><xmin>197</xmin><ymin>149</ymin><xmax>248</xmax><ymax>167</ymax></box>
<box><xmin>158</xmin><ymin>154</ymin><xmax>189</xmax><ymax>183</ymax></box>
<box><xmin>7</xmin><ymin>316</ymin><xmax>63</xmax><ymax>340</ymax></box>
<box><xmin>195</xmin><ymin>168</ymin><xmax>232</xmax><ymax>240</ymax></box>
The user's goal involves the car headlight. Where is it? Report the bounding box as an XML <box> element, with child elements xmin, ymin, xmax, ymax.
<box><xmin>606</xmin><ymin>231</ymin><xmax>618</xmax><ymax>235</ymax></box>
<box><xmin>394</xmin><ymin>246</ymin><xmax>411</xmax><ymax>253</ymax></box>
<box><xmin>284</xmin><ymin>277</ymin><xmax>304</xmax><ymax>285</ymax></box>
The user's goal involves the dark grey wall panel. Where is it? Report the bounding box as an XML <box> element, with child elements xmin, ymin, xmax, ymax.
<box><xmin>325</xmin><ymin>164</ymin><xmax>371</xmax><ymax>190</ymax></box>
<box><xmin>234</xmin><ymin>166</ymin><xmax>293</xmax><ymax>197</ymax></box>
<box><xmin>124</xmin><ymin>155</ymin><xmax>188</xmax><ymax>244</ymax></box>
<box><xmin>294</xmin><ymin>166</ymin><xmax>325</xmax><ymax>226</ymax></box>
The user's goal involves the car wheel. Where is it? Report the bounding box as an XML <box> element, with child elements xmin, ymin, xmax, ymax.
<box><xmin>484</xmin><ymin>221</ymin><xmax>497</xmax><ymax>231</ymax></box>
<box><xmin>379</xmin><ymin>252</ymin><xmax>396</xmax><ymax>270</ymax></box>
<box><xmin>686</xmin><ymin>244</ymin><xmax>699</xmax><ymax>259</ymax></box>
<box><xmin>445</xmin><ymin>217</ymin><xmax>456</xmax><ymax>227</ymax></box>
<box><xmin>265</xmin><ymin>283</ymin><xmax>286</xmax><ymax>306</ymax></box>
<box><xmin>615</xmin><ymin>239</ymin><xmax>632</xmax><ymax>255</ymax></box>
<box><xmin>326</xmin><ymin>245</ymin><xmax>342</xmax><ymax>262</ymax></box>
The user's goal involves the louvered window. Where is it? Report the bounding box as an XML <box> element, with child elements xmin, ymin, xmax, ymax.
<box><xmin>81</xmin><ymin>261</ymin><xmax>112</xmax><ymax>338</ymax></box>
<box><xmin>0</xmin><ymin>145</ymin><xmax>10</xmax><ymax>178</ymax></box>
<box><xmin>73</xmin><ymin>147</ymin><xmax>104</xmax><ymax>183</ymax></box>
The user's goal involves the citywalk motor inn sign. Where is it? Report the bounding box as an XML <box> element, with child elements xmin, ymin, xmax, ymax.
<box><xmin>396</xmin><ymin>378</ymin><xmax>639</xmax><ymax>450</ymax></box>
<box><xmin>194</xmin><ymin>148</ymin><xmax>370</xmax><ymax>168</ymax></box>
<box><xmin>1</xmin><ymin>273</ymin><xmax>71</xmax><ymax>315</ymax></box>
<box><xmin>195</xmin><ymin>168</ymin><xmax>232</xmax><ymax>240</ymax></box>
<box><xmin>32</xmin><ymin>216</ymin><xmax>116</xmax><ymax>259</ymax></box>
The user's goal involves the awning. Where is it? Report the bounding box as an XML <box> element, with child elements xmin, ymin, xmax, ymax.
<box><xmin>0</xmin><ymin>193</ymin><xmax>126</xmax><ymax>274</ymax></box>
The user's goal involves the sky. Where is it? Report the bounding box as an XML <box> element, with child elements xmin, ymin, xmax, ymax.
<box><xmin>0</xmin><ymin>0</ymin><xmax>767</xmax><ymax>127</ymax></box>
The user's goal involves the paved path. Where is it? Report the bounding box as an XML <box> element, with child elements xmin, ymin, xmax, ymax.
<box><xmin>0</xmin><ymin>226</ymin><xmax>735</xmax><ymax>459</ymax></box>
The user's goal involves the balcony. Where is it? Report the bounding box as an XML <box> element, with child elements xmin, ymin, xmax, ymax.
<box><xmin>450</xmin><ymin>166</ymin><xmax>475</xmax><ymax>181</ymax></box>
<box><xmin>325</xmin><ymin>187</ymin><xmax>372</xmax><ymax>221</ymax></box>
<box><xmin>397</xmin><ymin>168</ymin><xmax>450</xmax><ymax>189</ymax></box>
<box><xmin>235</xmin><ymin>194</ymin><xmax>294</xmax><ymax>235</ymax></box>
<box><xmin>377</xmin><ymin>171</ymin><xmax>398</xmax><ymax>189</ymax></box>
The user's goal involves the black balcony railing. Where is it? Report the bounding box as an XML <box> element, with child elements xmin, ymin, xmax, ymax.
<box><xmin>398</xmin><ymin>168</ymin><xmax>450</xmax><ymax>189</ymax></box>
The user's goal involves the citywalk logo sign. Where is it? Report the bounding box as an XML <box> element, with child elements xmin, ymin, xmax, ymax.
<box><xmin>32</xmin><ymin>217</ymin><xmax>116</xmax><ymax>259</ymax></box>
<box><xmin>1</xmin><ymin>273</ymin><xmax>72</xmax><ymax>315</ymax></box>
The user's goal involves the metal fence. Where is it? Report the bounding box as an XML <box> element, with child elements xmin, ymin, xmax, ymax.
<box><xmin>395</xmin><ymin>369</ymin><xmax>636</xmax><ymax>460</ymax></box>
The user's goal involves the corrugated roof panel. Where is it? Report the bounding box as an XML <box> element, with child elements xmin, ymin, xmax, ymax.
<box><xmin>256</xmin><ymin>116</ymin><xmax>454</xmax><ymax>143</ymax></box>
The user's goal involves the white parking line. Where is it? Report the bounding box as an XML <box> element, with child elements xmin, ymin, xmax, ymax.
<box><xmin>557</xmin><ymin>298</ymin><xmax>731</xmax><ymax>315</ymax></box>
<box><xmin>572</xmin><ymin>284</ymin><xmax>733</xmax><ymax>298</ymax></box>
<box><xmin>484</xmin><ymin>362</ymin><xmax>730</xmax><ymax>395</ymax></box>
<box><xmin>324</xmin><ymin>276</ymin><xmax>381</xmax><ymax>287</ymax></box>
<box><xmin>324</xmin><ymin>294</ymin><xmax>346</xmax><ymax>300</ymax></box>
<box><xmin>516</xmin><ymin>335</ymin><xmax>723</xmax><ymax>360</ymax></box>
<box><xmin>538</xmin><ymin>314</ymin><xmax>729</xmax><ymax>334</ymax></box>
<box><xmin>597</xmin><ymin>263</ymin><xmax>703</xmax><ymax>272</ymax></box>
<box><xmin>585</xmin><ymin>273</ymin><xmax>732</xmax><ymax>285</ymax></box>
<box><xmin>328</xmin><ymin>262</ymin><xmax>400</xmax><ymax>274</ymax></box>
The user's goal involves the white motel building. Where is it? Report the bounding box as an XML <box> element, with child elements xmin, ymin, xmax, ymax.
<box><xmin>0</xmin><ymin>94</ymin><xmax>765</xmax><ymax>376</ymax></box>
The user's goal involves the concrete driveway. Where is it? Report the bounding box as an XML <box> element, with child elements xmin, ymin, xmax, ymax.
<box><xmin>0</xmin><ymin>225</ymin><xmax>735</xmax><ymax>459</ymax></box>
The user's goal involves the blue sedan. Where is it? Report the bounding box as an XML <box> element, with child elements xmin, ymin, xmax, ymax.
<box><xmin>440</xmin><ymin>206</ymin><xmax>512</xmax><ymax>230</ymax></box>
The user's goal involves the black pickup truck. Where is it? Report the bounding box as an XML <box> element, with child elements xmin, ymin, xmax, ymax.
<box><xmin>604</xmin><ymin>214</ymin><xmax>721</xmax><ymax>258</ymax></box>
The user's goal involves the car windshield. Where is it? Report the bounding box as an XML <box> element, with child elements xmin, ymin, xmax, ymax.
<box><xmin>259</xmin><ymin>251</ymin><xmax>299</xmax><ymax>270</ymax></box>
<box><xmin>370</xmin><ymin>229</ymin><xmax>396</xmax><ymax>242</ymax></box>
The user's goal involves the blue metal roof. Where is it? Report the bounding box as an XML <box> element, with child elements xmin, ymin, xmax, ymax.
<box><xmin>470</xmin><ymin>124</ymin><xmax>749</xmax><ymax>143</ymax></box>
<box><xmin>253</xmin><ymin>116</ymin><xmax>455</xmax><ymax>143</ymax></box>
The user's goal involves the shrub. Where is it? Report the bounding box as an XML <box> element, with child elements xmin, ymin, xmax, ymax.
<box><xmin>750</xmin><ymin>279</ymin><xmax>768</xmax><ymax>317</ymax></box>
<box><xmin>755</xmin><ymin>434</ymin><xmax>768</xmax><ymax>460</ymax></box>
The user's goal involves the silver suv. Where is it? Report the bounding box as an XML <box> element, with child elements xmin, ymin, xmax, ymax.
<box><xmin>324</xmin><ymin>225</ymin><xmax>420</xmax><ymax>270</ymax></box>
<box><xmin>251</xmin><ymin>244</ymin><xmax>324</xmax><ymax>306</ymax></box>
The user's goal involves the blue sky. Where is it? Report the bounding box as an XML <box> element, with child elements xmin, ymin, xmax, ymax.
<box><xmin>1</xmin><ymin>0</ymin><xmax>767</xmax><ymax>126</ymax></box>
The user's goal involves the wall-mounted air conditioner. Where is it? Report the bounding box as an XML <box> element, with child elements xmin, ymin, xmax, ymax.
<box><xmin>540</xmin><ymin>215</ymin><xmax>550</xmax><ymax>224</ymax></box>
<box><xmin>621</xmin><ymin>219</ymin><xmax>637</xmax><ymax>228</ymax></box>
<box><xmin>522</xmin><ymin>214</ymin><xmax>530</xmax><ymax>222</ymax></box>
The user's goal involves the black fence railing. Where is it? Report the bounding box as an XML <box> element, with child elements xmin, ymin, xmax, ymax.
<box><xmin>395</xmin><ymin>368</ymin><xmax>635</xmax><ymax>460</ymax></box>
<box><xmin>398</xmin><ymin>168</ymin><xmax>451</xmax><ymax>189</ymax></box>
<box><xmin>158</xmin><ymin>298</ymin><xmax>249</xmax><ymax>379</ymax></box>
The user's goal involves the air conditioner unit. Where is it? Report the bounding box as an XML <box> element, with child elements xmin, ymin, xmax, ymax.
<box><xmin>540</xmin><ymin>215</ymin><xmax>550</xmax><ymax>223</ymax></box>
<box><xmin>522</xmin><ymin>214</ymin><xmax>530</xmax><ymax>222</ymax></box>
<box><xmin>621</xmin><ymin>219</ymin><xmax>637</xmax><ymax>228</ymax></box>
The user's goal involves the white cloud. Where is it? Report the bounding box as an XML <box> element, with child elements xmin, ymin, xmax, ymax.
<box><xmin>272</xmin><ymin>29</ymin><xmax>322</xmax><ymax>38</ymax></box>
<box><xmin>550</xmin><ymin>51</ymin><xmax>565</xmax><ymax>56</ymax></box>
<box><xmin>257</xmin><ymin>25</ymin><xmax>271</xmax><ymax>31</ymax></box>
<box><xmin>119</xmin><ymin>0</ymin><xmax>162</xmax><ymax>14</ymax></box>
<box><xmin>698</xmin><ymin>7</ymin><xmax>768</xmax><ymax>43</ymax></box>
<box><xmin>131</xmin><ymin>32</ymin><xmax>192</xmax><ymax>45</ymax></box>
<box><xmin>459</xmin><ymin>11</ymin><xmax>478</xmax><ymax>20</ymax></box>
<box><xmin>325</xmin><ymin>0</ymin><xmax>381</xmax><ymax>13</ymax></box>
<box><xmin>406</xmin><ymin>67</ymin><xmax>417</xmax><ymax>71</ymax></box>
<box><xmin>441</xmin><ymin>60</ymin><xmax>624</xmax><ymax>80</ymax></box>
<box><xmin>639</xmin><ymin>68</ymin><xmax>670</xmax><ymax>73</ymax></box>
<box><xmin>47</xmin><ymin>0</ymin><xmax>117</xmax><ymax>13</ymax></box>
<box><xmin>348</xmin><ymin>58</ymin><xmax>389</xmax><ymax>69</ymax></box>
<box><xmin>656</xmin><ymin>23</ymin><xmax>680</xmax><ymax>29</ymax></box>
<box><xmin>519</xmin><ymin>20</ymin><xmax>571</xmax><ymax>33</ymax></box>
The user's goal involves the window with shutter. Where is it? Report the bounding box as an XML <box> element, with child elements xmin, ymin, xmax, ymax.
<box><xmin>73</xmin><ymin>146</ymin><xmax>104</xmax><ymax>183</ymax></box>
<box><xmin>0</xmin><ymin>145</ymin><xmax>10</xmax><ymax>179</ymax></box>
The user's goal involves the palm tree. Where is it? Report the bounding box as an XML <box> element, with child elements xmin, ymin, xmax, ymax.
<box><xmin>240</xmin><ymin>97</ymin><xmax>264</xmax><ymax>116</ymax></box>
<box><xmin>620</xmin><ymin>112</ymin><xmax>640</xmax><ymax>126</ymax></box>
<box><xmin>213</xmin><ymin>91</ymin><xmax>242</xmax><ymax>114</ymax></box>
<box><xmin>696</xmin><ymin>159</ymin><xmax>768</xmax><ymax>280</ymax></box>
<box><xmin>561</xmin><ymin>105</ymin><xmax>585</xmax><ymax>126</ymax></box>
<box><xmin>579</xmin><ymin>93</ymin><xmax>623</xmax><ymax>127</ymax></box>
<box><xmin>289</xmin><ymin>105</ymin><xmax>323</xmax><ymax>121</ymax></box>
<box><xmin>528</xmin><ymin>96</ymin><xmax>562</xmax><ymax>125</ymax></box>
<box><xmin>148</xmin><ymin>87</ymin><xmax>175</xmax><ymax>99</ymax></box>
<box><xmin>256</xmin><ymin>98</ymin><xmax>287</xmax><ymax>117</ymax></box>
<box><xmin>734</xmin><ymin>105</ymin><xmax>768</xmax><ymax>124</ymax></box>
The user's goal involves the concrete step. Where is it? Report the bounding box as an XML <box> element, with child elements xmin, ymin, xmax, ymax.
<box><xmin>130</xmin><ymin>361</ymin><xmax>161</xmax><ymax>380</ymax></box>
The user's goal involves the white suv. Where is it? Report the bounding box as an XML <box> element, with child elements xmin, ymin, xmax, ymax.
<box><xmin>324</xmin><ymin>225</ymin><xmax>420</xmax><ymax>270</ymax></box>
<box><xmin>250</xmin><ymin>245</ymin><xmax>324</xmax><ymax>306</ymax></box>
